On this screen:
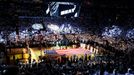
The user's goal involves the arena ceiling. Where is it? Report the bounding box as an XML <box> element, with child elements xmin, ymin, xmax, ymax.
<box><xmin>0</xmin><ymin>0</ymin><xmax>134</xmax><ymax>27</ymax></box>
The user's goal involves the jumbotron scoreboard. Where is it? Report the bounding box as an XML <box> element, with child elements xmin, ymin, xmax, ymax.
<box><xmin>45</xmin><ymin>0</ymin><xmax>82</xmax><ymax>17</ymax></box>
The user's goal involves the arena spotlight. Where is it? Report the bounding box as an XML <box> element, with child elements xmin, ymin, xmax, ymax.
<box><xmin>32</xmin><ymin>23</ymin><xmax>43</xmax><ymax>30</ymax></box>
<box><xmin>126</xmin><ymin>29</ymin><xmax>134</xmax><ymax>39</ymax></box>
<box><xmin>9</xmin><ymin>32</ymin><xmax>16</xmax><ymax>38</ymax></box>
<box><xmin>102</xmin><ymin>25</ymin><xmax>122</xmax><ymax>37</ymax></box>
<box><xmin>0</xmin><ymin>35</ymin><xmax>4</xmax><ymax>43</ymax></box>
<box><xmin>47</xmin><ymin>24</ymin><xmax>60</xmax><ymax>31</ymax></box>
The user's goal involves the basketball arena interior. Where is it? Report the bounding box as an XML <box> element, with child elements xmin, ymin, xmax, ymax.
<box><xmin>0</xmin><ymin>0</ymin><xmax>134</xmax><ymax>75</ymax></box>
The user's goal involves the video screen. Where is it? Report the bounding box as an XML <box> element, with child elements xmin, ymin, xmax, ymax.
<box><xmin>46</xmin><ymin>2</ymin><xmax>81</xmax><ymax>17</ymax></box>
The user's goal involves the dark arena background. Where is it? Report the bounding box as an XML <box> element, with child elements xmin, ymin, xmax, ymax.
<box><xmin>0</xmin><ymin>0</ymin><xmax>134</xmax><ymax>75</ymax></box>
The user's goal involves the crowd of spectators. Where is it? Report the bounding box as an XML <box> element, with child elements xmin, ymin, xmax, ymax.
<box><xmin>1</xmin><ymin>55</ymin><xmax>134</xmax><ymax>75</ymax></box>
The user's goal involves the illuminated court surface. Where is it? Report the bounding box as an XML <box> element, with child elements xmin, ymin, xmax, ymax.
<box><xmin>29</xmin><ymin>46</ymin><xmax>96</xmax><ymax>61</ymax></box>
<box><xmin>45</xmin><ymin>47</ymin><xmax>92</xmax><ymax>56</ymax></box>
